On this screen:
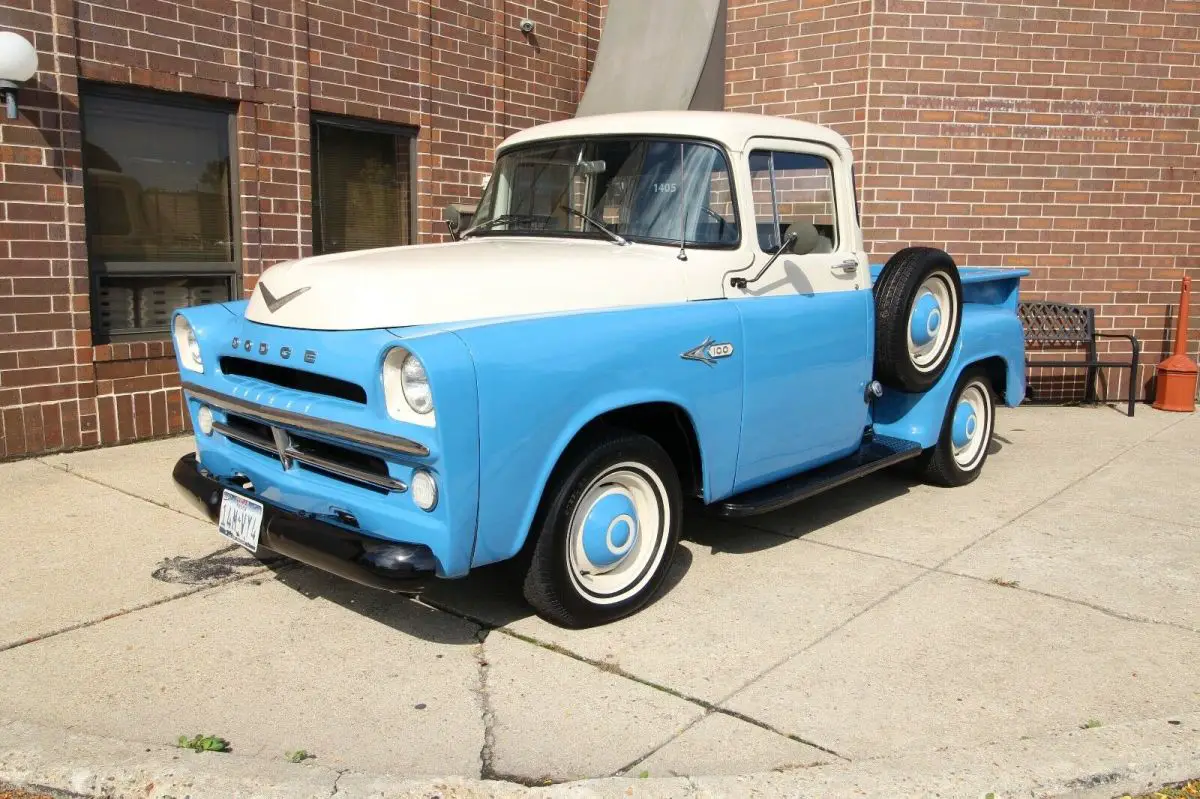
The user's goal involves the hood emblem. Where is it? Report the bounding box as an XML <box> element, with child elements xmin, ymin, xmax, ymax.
<box><xmin>259</xmin><ymin>282</ymin><xmax>311</xmax><ymax>313</ymax></box>
<box><xmin>681</xmin><ymin>337</ymin><xmax>734</xmax><ymax>367</ymax></box>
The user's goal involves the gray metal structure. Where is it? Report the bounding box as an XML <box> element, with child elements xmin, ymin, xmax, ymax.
<box><xmin>576</xmin><ymin>0</ymin><xmax>727</xmax><ymax>117</ymax></box>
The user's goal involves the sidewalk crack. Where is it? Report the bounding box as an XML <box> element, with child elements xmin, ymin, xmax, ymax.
<box><xmin>34</xmin><ymin>458</ymin><xmax>204</xmax><ymax>522</ymax></box>
<box><xmin>474</xmin><ymin>629</ymin><xmax>498</xmax><ymax>781</ymax></box>
<box><xmin>328</xmin><ymin>767</ymin><xmax>349</xmax><ymax>798</ymax></box>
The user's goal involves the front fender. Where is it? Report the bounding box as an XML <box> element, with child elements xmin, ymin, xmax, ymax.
<box><xmin>453</xmin><ymin>302</ymin><xmax>743</xmax><ymax>568</ymax></box>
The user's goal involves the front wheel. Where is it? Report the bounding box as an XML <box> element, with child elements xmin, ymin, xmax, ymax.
<box><xmin>522</xmin><ymin>429</ymin><xmax>682</xmax><ymax>628</ymax></box>
<box><xmin>914</xmin><ymin>367</ymin><xmax>996</xmax><ymax>487</ymax></box>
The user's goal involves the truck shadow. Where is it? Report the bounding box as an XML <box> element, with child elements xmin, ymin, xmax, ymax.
<box><xmin>263</xmin><ymin>541</ymin><xmax>696</xmax><ymax>644</ymax></box>
<box><xmin>259</xmin><ymin>461</ymin><xmax>968</xmax><ymax>643</ymax></box>
<box><xmin>685</xmin><ymin>467</ymin><xmax>919</xmax><ymax>554</ymax></box>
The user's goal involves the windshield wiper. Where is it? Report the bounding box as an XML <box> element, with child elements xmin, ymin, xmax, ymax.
<box><xmin>561</xmin><ymin>206</ymin><xmax>628</xmax><ymax>246</ymax></box>
<box><xmin>460</xmin><ymin>213</ymin><xmax>549</xmax><ymax>239</ymax></box>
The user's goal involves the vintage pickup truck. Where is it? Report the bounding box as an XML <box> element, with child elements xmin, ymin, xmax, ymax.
<box><xmin>171</xmin><ymin>111</ymin><xmax>1027</xmax><ymax>628</ymax></box>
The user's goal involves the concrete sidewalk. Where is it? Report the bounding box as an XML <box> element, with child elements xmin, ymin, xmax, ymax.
<box><xmin>1</xmin><ymin>406</ymin><xmax>1197</xmax><ymax>797</ymax></box>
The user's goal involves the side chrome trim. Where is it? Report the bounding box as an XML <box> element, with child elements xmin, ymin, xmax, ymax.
<box><xmin>184</xmin><ymin>382</ymin><xmax>430</xmax><ymax>458</ymax></box>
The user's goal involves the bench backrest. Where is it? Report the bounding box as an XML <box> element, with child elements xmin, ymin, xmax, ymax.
<box><xmin>1018</xmin><ymin>301</ymin><xmax>1097</xmax><ymax>345</ymax></box>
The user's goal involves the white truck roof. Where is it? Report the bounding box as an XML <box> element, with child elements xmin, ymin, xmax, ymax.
<box><xmin>499</xmin><ymin>110</ymin><xmax>854</xmax><ymax>158</ymax></box>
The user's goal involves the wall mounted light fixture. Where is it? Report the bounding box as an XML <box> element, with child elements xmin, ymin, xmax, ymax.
<box><xmin>0</xmin><ymin>31</ymin><xmax>39</xmax><ymax>120</ymax></box>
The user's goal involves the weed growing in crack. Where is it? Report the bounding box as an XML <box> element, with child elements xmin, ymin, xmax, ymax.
<box><xmin>176</xmin><ymin>734</ymin><xmax>230</xmax><ymax>753</ymax></box>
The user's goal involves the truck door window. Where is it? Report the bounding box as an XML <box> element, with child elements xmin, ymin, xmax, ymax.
<box><xmin>748</xmin><ymin>150</ymin><xmax>838</xmax><ymax>254</ymax></box>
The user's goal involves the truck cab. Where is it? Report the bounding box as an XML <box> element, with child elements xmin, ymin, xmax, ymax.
<box><xmin>171</xmin><ymin>111</ymin><xmax>1027</xmax><ymax>627</ymax></box>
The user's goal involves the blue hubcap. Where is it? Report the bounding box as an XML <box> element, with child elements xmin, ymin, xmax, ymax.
<box><xmin>581</xmin><ymin>491</ymin><xmax>639</xmax><ymax>570</ymax></box>
<box><xmin>910</xmin><ymin>291</ymin><xmax>942</xmax><ymax>347</ymax></box>
<box><xmin>952</xmin><ymin>400</ymin><xmax>978</xmax><ymax>449</ymax></box>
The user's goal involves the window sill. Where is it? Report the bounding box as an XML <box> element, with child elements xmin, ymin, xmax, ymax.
<box><xmin>94</xmin><ymin>339</ymin><xmax>176</xmax><ymax>363</ymax></box>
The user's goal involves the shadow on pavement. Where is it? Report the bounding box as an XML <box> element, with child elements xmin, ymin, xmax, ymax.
<box><xmin>242</xmin><ymin>463</ymin><xmax>934</xmax><ymax>640</ymax></box>
<box><xmin>686</xmin><ymin>466</ymin><xmax>922</xmax><ymax>550</ymax></box>
<box><xmin>265</xmin><ymin>564</ymin><xmax>484</xmax><ymax>645</ymax></box>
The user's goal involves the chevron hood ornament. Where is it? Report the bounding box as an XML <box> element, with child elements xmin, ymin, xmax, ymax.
<box><xmin>259</xmin><ymin>282</ymin><xmax>311</xmax><ymax>313</ymax></box>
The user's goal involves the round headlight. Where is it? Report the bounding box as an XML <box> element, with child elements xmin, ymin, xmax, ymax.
<box><xmin>411</xmin><ymin>470</ymin><xmax>438</xmax><ymax>511</ymax></box>
<box><xmin>400</xmin><ymin>353</ymin><xmax>433</xmax><ymax>415</ymax></box>
<box><xmin>173</xmin><ymin>315</ymin><xmax>204</xmax><ymax>373</ymax></box>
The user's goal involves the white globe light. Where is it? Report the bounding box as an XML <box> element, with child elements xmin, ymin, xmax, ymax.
<box><xmin>0</xmin><ymin>32</ymin><xmax>38</xmax><ymax>84</ymax></box>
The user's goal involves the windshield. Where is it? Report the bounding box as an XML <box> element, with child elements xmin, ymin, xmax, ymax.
<box><xmin>468</xmin><ymin>138</ymin><xmax>739</xmax><ymax>247</ymax></box>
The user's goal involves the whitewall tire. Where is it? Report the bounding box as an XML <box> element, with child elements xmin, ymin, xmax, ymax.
<box><xmin>523</xmin><ymin>429</ymin><xmax>682</xmax><ymax>628</ymax></box>
<box><xmin>915</xmin><ymin>366</ymin><xmax>996</xmax><ymax>487</ymax></box>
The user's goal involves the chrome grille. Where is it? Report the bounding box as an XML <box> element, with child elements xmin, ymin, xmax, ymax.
<box><xmin>215</xmin><ymin>412</ymin><xmax>407</xmax><ymax>494</ymax></box>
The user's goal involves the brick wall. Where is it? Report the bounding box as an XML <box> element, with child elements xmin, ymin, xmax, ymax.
<box><xmin>3</xmin><ymin>0</ymin><xmax>1197</xmax><ymax>459</ymax></box>
<box><xmin>0</xmin><ymin>0</ymin><xmax>601</xmax><ymax>459</ymax></box>
<box><xmin>728</xmin><ymin>0</ymin><xmax>1200</xmax><ymax>403</ymax></box>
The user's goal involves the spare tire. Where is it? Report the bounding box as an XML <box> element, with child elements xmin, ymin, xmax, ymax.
<box><xmin>873</xmin><ymin>246</ymin><xmax>963</xmax><ymax>393</ymax></box>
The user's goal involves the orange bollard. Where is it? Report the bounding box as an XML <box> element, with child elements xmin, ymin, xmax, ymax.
<box><xmin>1152</xmin><ymin>275</ymin><xmax>1197</xmax><ymax>412</ymax></box>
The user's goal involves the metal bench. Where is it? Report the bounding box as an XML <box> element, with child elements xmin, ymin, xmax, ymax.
<box><xmin>1018</xmin><ymin>301</ymin><xmax>1141</xmax><ymax>417</ymax></box>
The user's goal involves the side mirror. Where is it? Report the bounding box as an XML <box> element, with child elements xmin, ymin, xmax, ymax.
<box><xmin>442</xmin><ymin>205</ymin><xmax>463</xmax><ymax>240</ymax></box>
<box><xmin>578</xmin><ymin>159</ymin><xmax>607</xmax><ymax>176</ymax></box>
<box><xmin>730</xmin><ymin>230</ymin><xmax>799</xmax><ymax>290</ymax></box>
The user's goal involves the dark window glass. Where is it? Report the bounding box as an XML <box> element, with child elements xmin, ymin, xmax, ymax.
<box><xmin>81</xmin><ymin>88</ymin><xmax>238</xmax><ymax>340</ymax></box>
<box><xmin>82</xmin><ymin>95</ymin><xmax>233</xmax><ymax>263</ymax></box>
<box><xmin>313</xmin><ymin>120</ymin><xmax>414</xmax><ymax>255</ymax></box>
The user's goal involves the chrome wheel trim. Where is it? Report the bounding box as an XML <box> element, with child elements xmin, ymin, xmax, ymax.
<box><xmin>907</xmin><ymin>272</ymin><xmax>958</xmax><ymax>373</ymax></box>
<box><xmin>566</xmin><ymin>463</ymin><xmax>669</xmax><ymax>606</ymax></box>
<box><xmin>952</xmin><ymin>381</ymin><xmax>992</xmax><ymax>471</ymax></box>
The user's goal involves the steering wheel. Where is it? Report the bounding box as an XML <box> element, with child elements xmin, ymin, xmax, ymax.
<box><xmin>699</xmin><ymin>206</ymin><xmax>727</xmax><ymax>241</ymax></box>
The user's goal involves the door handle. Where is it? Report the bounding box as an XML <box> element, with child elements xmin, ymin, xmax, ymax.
<box><xmin>831</xmin><ymin>259</ymin><xmax>858</xmax><ymax>274</ymax></box>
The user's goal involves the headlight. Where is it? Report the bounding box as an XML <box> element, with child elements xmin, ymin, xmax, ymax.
<box><xmin>173</xmin><ymin>315</ymin><xmax>204</xmax><ymax>373</ymax></box>
<box><xmin>383</xmin><ymin>348</ymin><xmax>435</xmax><ymax>425</ymax></box>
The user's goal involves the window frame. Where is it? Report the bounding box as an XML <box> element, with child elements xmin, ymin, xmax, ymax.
<box><xmin>79</xmin><ymin>82</ymin><xmax>242</xmax><ymax>342</ymax></box>
<box><xmin>473</xmin><ymin>134</ymin><xmax>744</xmax><ymax>251</ymax></box>
<box><xmin>310</xmin><ymin>113</ymin><xmax>419</xmax><ymax>256</ymax></box>
<box><xmin>747</xmin><ymin>148</ymin><xmax>841</xmax><ymax>255</ymax></box>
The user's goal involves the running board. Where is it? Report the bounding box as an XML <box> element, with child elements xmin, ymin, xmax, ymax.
<box><xmin>715</xmin><ymin>435</ymin><xmax>924</xmax><ymax>518</ymax></box>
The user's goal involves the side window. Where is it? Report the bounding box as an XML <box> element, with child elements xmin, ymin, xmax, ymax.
<box><xmin>748</xmin><ymin>150</ymin><xmax>838</xmax><ymax>254</ymax></box>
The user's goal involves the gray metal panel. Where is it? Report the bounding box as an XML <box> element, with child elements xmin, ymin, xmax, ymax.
<box><xmin>576</xmin><ymin>0</ymin><xmax>727</xmax><ymax>117</ymax></box>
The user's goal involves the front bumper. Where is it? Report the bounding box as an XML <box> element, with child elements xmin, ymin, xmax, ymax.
<box><xmin>173</xmin><ymin>453</ymin><xmax>437</xmax><ymax>593</ymax></box>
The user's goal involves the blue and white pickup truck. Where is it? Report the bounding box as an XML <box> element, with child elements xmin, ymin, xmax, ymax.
<box><xmin>171</xmin><ymin>111</ymin><xmax>1027</xmax><ymax>628</ymax></box>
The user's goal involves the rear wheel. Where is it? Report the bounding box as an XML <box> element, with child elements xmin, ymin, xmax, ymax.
<box><xmin>522</xmin><ymin>429</ymin><xmax>681</xmax><ymax>628</ymax></box>
<box><xmin>873</xmin><ymin>247</ymin><xmax>963</xmax><ymax>393</ymax></box>
<box><xmin>914</xmin><ymin>367</ymin><xmax>996</xmax><ymax>487</ymax></box>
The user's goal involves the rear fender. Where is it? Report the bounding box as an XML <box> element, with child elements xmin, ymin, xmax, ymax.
<box><xmin>872</xmin><ymin>305</ymin><xmax>1026</xmax><ymax>447</ymax></box>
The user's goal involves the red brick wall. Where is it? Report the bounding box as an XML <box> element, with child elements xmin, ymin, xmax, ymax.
<box><xmin>0</xmin><ymin>0</ymin><xmax>601</xmax><ymax>459</ymax></box>
<box><xmin>728</xmin><ymin>0</ymin><xmax>1200</xmax><ymax>403</ymax></box>
<box><xmin>3</xmin><ymin>0</ymin><xmax>1197</xmax><ymax>459</ymax></box>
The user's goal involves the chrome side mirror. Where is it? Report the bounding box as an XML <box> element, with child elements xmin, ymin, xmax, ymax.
<box><xmin>730</xmin><ymin>230</ymin><xmax>798</xmax><ymax>290</ymax></box>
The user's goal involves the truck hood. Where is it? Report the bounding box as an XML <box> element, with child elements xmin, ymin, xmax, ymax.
<box><xmin>244</xmin><ymin>238</ymin><xmax>688</xmax><ymax>331</ymax></box>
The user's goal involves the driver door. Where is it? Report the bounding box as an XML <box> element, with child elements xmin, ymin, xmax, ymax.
<box><xmin>728</xmin><ymin>138</ymin><xmax>874</xmax><ymax>491</ymax></box>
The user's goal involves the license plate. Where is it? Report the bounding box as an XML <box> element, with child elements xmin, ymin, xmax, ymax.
<box><xmin>217</xmin><ymin>490</ymin><xmax>263</xmax><ymax>552</ymax></box>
